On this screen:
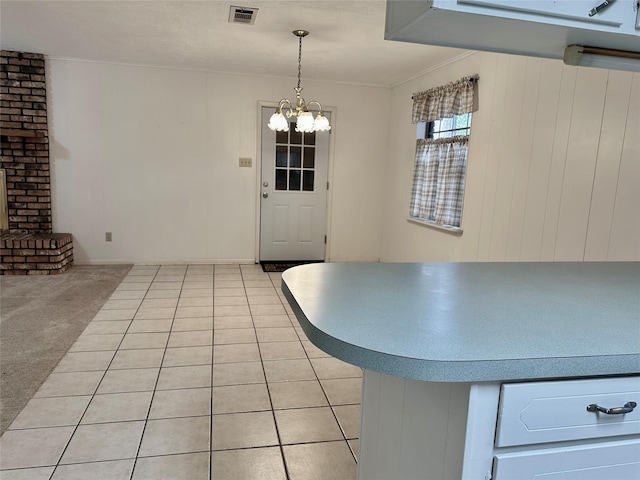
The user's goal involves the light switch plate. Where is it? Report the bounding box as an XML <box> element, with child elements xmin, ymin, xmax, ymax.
<box><xmin>105</xmin><ymin>232</ymin><xmax>112</xmax><ymax>242</ymax></box>
<box><xmin>239</xmin><ymin>157</ymin><xmax>252</xmax><ymax>168</ymax></box>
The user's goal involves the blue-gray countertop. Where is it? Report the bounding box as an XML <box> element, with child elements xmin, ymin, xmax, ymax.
<box><xmin>281</xmin><ymin>262</ymin><xmax>640</xmax><ymax>382</ymax></box>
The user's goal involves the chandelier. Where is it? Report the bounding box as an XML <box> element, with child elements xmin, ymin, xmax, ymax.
<box><xmin>268</xmin><ymin>30</ymin><xmax>331</xmax><ymax>133</ymax></box>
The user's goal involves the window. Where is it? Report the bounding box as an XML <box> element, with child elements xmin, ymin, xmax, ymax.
<box><xmin>424</xmin><ymin>113</ymin><xmax>472</xmax><ymax>140</ymax></box>
<box><xmin>409</xmin><ymin>75</ymin><xmax>477</xmax><ymax>231</ymax></box>
<box><xmin>275</xmin><ymin>122</ymin><xmax>316</xmax><ymax>192</ymax></box>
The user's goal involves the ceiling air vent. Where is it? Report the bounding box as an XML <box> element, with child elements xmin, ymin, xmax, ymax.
<box><xmin>228</xmin><ymin>5</ymin><xmax>259</xmax><ymax>25</ymax></box>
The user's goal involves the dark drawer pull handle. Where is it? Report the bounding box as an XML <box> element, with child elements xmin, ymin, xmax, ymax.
<box><xmin>587</xmin><ymin>401</ymin><xmax>637</xmax><ymax>415</ymax></box>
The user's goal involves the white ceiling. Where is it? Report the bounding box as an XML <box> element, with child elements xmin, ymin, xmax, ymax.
<box><xmin>0</xmin><ymin>0</ymin><xmax>468</xmax><ymax>87</ymax></box>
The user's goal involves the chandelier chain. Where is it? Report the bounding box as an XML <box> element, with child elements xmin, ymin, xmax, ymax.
<box><xmin>297</xmin><ymin>35</ymin><xmax>302</xmax><ymax>90</ymax></box>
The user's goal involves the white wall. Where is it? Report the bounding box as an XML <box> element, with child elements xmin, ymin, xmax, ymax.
<box><xmin>48</xmin><ymin>54</ymin><xmax>639</xmax><ymax>266</ymax></box>
<box><xmin>381</xmin><ymin>52</ymin><xmax>640</xmax><ymax>262</ymax></box>
<box><xmin>48</xmin><ymin>59</ymin><xmax>389</xmax><ymax>264</ymax></box>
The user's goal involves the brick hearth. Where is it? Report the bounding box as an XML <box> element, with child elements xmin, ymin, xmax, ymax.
<box><xmin>0</xmin><ymin>232</ymin><xmax>73</xmax><ymax>275</ymax></box>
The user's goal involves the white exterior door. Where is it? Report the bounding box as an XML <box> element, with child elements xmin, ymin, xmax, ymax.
<box><xmin>260</xmin><ymin>107</ymin><xmax>329</xmax><ymax>261</ymax></box>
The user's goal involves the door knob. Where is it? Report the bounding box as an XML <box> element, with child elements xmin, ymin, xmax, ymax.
<box><xmin>262</xmin><ymin>192</ymin><xmax>269</xmax><ymax>198</ymax></box>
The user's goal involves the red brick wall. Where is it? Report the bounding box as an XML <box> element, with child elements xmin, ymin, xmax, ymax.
<box><xmin>0</xmin><ymin>50</ymin><xmax>51</xmax><ymax>234</ymax></box>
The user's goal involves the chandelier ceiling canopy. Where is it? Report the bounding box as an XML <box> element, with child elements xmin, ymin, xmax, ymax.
<box><xmin>268</xmin><ymin>30</ymin><xmax>331</xmax><ymax>134</ymax></box>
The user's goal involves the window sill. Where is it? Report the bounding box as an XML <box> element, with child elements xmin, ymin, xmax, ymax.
<box><xmin>407</xmin><ymin>217</ymin><xmax>463</xmax><ymax>236</ymax></box>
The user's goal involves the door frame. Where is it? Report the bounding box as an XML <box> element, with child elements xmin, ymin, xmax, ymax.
<box><xmin>255</xmin><ymin>100</ymin><xmax>337</xmax><ymax>264</ymax></box>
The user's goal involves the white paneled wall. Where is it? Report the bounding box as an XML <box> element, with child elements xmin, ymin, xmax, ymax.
<box><xmin>381</xmin><ymin>52</ymin><xmax>640</xmax><ymax>262</ymax></box>
<box><xmin>46</xmin><ymin>54</ymin><xmax>638</xmax><ymax>265</ymax></box>
<box><xmin>48</xmin><ymin>59</ymin><xmax>389</xmax><ymax>264</ymax></box>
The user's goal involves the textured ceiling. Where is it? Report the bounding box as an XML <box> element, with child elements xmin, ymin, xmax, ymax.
<box><xmin>0</xmin><ymin>0</ymin><xmax>468</xmax><ymax>87</ymax></box>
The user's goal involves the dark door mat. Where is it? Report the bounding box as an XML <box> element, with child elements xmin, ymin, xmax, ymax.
<box><xmin>260</xmin><ymin>261</ymin><xmax>323</xmax><ymax>273</ymax></box>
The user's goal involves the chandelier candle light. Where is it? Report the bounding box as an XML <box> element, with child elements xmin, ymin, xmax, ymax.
<box><xmin>268</xmin><ymin>30</ymin><xmax>331</xmax><ymax>133</ymax></box>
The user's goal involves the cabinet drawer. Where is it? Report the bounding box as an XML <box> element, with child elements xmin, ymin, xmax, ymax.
<box><xmin>493</xmin><ymin>439</ymin><xmax>640</xmax><ymax>480</ymax></box>
<box><xmin>496</xmin><ymin>376</ymin><xmax>640</xmax><ymax>447</ymax></box>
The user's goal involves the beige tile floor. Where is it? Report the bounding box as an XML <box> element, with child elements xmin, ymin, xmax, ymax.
<box><xmin>0</xmin><ymin>264</ymin><xmax>362</xmax><ymax>480</ymax></box>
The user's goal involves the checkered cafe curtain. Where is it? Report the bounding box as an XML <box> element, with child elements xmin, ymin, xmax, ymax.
<box><xmin>409</xmin><ymin>75</ymin><xmax>476</xmax><ymax>228</ymax></box>
<box><xmin>410</xmin><ymin>137</ymin><xmax>468</xmax><ymax>227</ymax></box>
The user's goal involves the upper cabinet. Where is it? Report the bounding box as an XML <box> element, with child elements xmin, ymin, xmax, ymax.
<box><xmin>385</xmin><ymin>0</ymin><xmax>640</xmax><ymax>66</ymax></box>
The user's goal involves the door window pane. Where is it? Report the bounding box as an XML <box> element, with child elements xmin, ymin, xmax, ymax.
<box><xmin>289</xmin><ymin>170</ymin><xmax>301</xmax><ymax>190</ymax></box>
<box><xmin>290</xmin><ymin>127</ymin><xmax>302</xmax><ymax>145</ymax></box>
<box><xmin>276</xmin><ymin>130</ymin><xmax>288</xmax><ymax>144</ymax></box>
<box><xmin>304</xmin><ymin>131</ymin><xmax>316</xmax><ymax>146</ymax></box>
<box><xmin>276</xmin><ymin>146</ymin><xmax>287</xmax><ymax>167</ymax></box>
<box><xmin>303</xmin><ymin>147</ymin><xmax>315</xmax><ymax>168</ymax></box>
<box><xmin>290</xmin><ymin>147</ymin><xmax>302</xmax><ymax>168</ymax></box>
<box><xmin>303</xmin><ymin>171</ymin><xmax>314</xmax><ymax>192</ymax></box>
<box><xmin>275</xmin><ymin>169</ymin><xmax>287</xmax><ymax>190</ymax></box>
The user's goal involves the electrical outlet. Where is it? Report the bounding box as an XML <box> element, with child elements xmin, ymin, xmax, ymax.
<box><xmin>239</xmin><ymin>157</ymin><xmax>252</xmax><ymax>168</ymax></box>
<box><xmin>105</xmin><ymin>232</ymin><xmax>112</xmax><ymax>242</ymax></box>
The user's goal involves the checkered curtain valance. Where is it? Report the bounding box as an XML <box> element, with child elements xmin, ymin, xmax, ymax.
<box><xmin>411</xmin><ymin>75</ymin><xmax>477</xmax><ymax>124</ymax></box>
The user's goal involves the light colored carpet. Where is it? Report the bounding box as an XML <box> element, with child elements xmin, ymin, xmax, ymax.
<box><xmin>0</xmin><ymin>264</ymin><xmax>132</xmax><ymax>434</ymax></box>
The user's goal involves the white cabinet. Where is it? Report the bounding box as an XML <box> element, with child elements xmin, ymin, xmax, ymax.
<box><xmin>384</xmin><ymin>0</ymin><xmax>640</xmax><ymax>64</ymax></box>
<box><xmin>489</xmin><ymin>376</ymin><xmax>640</xmax><ymax>480</ymax></box>
<box><xmin>357</xmin><ymin>372</ymin><xmax>640</xmax><ymax>480</ymax></box>
<box><xmin>493</xmin><ymin>440</ymin><xmax>640</xmax><ymax>479</ymax></box>
<box><xmin>496</xmin><ymin>377</ymin><xmax>640</xmax><ymax>446</ymax></box>
<box><xmin>457</xmin><ymin>0</ymin><xmax>631</xmax><ymax>31</ymax></box>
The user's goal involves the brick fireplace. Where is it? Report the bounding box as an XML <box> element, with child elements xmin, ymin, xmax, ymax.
<box><xmin>1</xmin><ymin>50</ymin><xmax>73</xmax><ymax>275</ymax></box>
